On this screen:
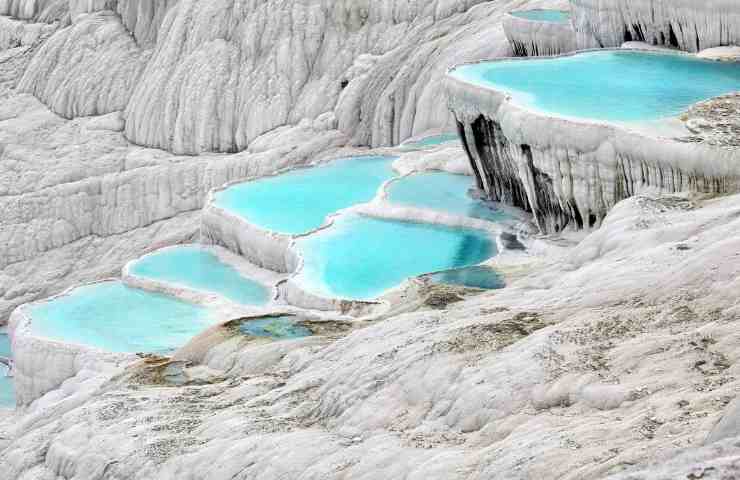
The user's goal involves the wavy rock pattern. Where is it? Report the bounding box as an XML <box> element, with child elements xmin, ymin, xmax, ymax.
<box><xmin>503</xmin><ymin>13</ymin><xmax>577</xmax><ymax>56</ymax></box>
<box><xmin>123</xmin><ymin>0</ymin><xmax>499</xmax><ymax>154</ymax></box>
<box><xmin>446</xmin><ymin>69</ymin><xmax>740</xmax><ymax>233</ymax></box>
<box><xmin>571</xmin><ymin>0</ymin><xmax>740</xmax><ymax>52</ymax></box>
<box><xmin>17</xmin><ymin>12</ymin><xmax>148</xmax><ymax>119</ymax></box>
<box><xmin>116</xmin><ymin>0</ymin><xmax>178</xmax><ymax>47</ymax></box>
<box><xmin>9</xmin><ymin>0</ymin><xmax>537</xmax><ymax>155</ymax></box>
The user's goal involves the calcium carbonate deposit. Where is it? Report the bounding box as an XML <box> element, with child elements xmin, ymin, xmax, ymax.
<box><xmin>1</xmin><ymin>0</ymin><xmax>740</xmax><ymax>478</ymax></box>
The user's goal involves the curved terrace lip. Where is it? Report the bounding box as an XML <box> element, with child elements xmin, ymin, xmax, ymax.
<box><xmin>208</xmin><ymin>154</ymin><xmax>399</xmax><ymax>237</ymax></box>
<box><xmin>446</xmin><ymin>47</ymin><xmax>736</xmax><ymax>136</ymax></box>
<box><xmin>10</xmin><ymin>279</ymin><xmax>146</xmax><ymax>357</ymax></box>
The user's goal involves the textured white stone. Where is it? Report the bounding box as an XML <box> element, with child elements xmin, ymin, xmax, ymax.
<box><xmin>570</xmin><ymin>0</ymin><xmax>740</xmax><ymax>52</ymax></box>
<box><xmin>17</xmin><ymin>12</ymin><xmax>149</xmax><ymax>119</ymax></box>
<box><xmin>445</xmin><ymin>50</ymin><xmax>740</xmax><ymax>232</ymax></box>
<box><xmin>2</xmin><ymin>191</ymin><xmax>740</xmax><ymax>478</ymax></box>
<box><xmin>8</xmin><ymin>289</ymin><xmax>135</xmax><ymax>405</ymax></box>
<box><xmin>697</xmin><ymin>45</ymin><xmax>740</xmax><ymax>62</ymax></box>
<box><xmin>503</xmin><ymin>12</ymin><xmax>577</xmax><ymax>56</ymax></box>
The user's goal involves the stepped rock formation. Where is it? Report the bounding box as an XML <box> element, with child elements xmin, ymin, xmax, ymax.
<box><xmin>503</xmin><ymin>11</ymin><xmax>577</xmax><ymax>56</ymax></box>
<box><xmin>571</xmin><ymin>0</ymin><xmax>740</xmax><ymax>52</ymax></box>
<box><xmin>3</xmin><ymin>191</ymin><xmax>740</xmax><ymax>478</ymax></box>
<box><xmin>0</xmin><ymin>0</ymin><xmax>541</xmax><ymax>321</ymax></box>
<box><xmin>2</xmin><ymin>0</ymin><xmax>740</xmax><ymax>477</ymax></box>
<box><xmin>446</xmin><ymin>72</ymin><xmax>740</xmax><ymax>232</ymax></box>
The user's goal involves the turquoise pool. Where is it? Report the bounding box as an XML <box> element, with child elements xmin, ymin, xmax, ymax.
<box><xmin>427</xmin><ymin>265</ymin><xmax>505</xmax><ymax>290</ymax></box>
<box><xmin>30</xmin><ymin>282</ymin><xmax>214</xmax><ymax>354</ymax></box>
<box><xmin>450</xmin><ymin>51</ymin><xmax>740</xmax><ymax>122</ymax></box>
<box><xmin>239</xmin><ymin>316</ymin><xmax>312</xmax><ymax>339</ymax></box>
<box><xmin>214</xmin><ymin>156</ymin><xmax>396</xmax><ymax>235</ymax></box>
<box><xmin>388</xmin><ymin>171</ymin><xmax>506</xmax><ymax>222</ymax></box>
<box><xmin>129</xmin><ymin>246</ymin><xmax>270</xmax><ymax>306</ymax></box>
<box><xmin>0</xmin><ymin>329</ymin><xmax>13</xmax><ymax>408</ymax></box>
<box><xmin>295</xmin><ymin>215</ymin><xmax>496</xmax><ymax>300</ymax></box>
<box><xmin>510</xmin><ymin>9</ymin><xmax>570</xmax><ymax>23</ymax></box>
<box><xmin>403</xmin><ymin>133</ymin><xmax>460</xmax><ymax>148</ymax></box>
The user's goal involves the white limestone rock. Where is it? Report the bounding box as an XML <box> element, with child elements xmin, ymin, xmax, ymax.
<box><xmin>444</xmin><ymin>51</ymin><xmax>740</xmax><ymax>233</ymax></box>
<box><xmin>502</xmin><ymin>11</ymin><xmax>576</xmax><ymax>56</ymax></box>
<box><xmin>115</xmin><ymin>0</ymin><xmax>178</xmax><ymax>47</ymax></box>
<box><xmin>2</xmin><ymin>191</ymin><xmax>740</xmax><ymax>478</ymax></box>
<box><xmin>0</xmin><ymin>16</ymin><xmax>56</xmax><ymax>51</ymax></box>
<box><xmin>17</xmin><ymin>11</ymin><xmax>149</xmax><ymax>119</ymax></box>
<box><xmin>570</xmin><ymin>0</ymin><xmax>740</xmax><ymax>52</ymax></box>
<box><xmin>697</xmin><ymin>45</ymin><xmax>740</xmax><ymax>62</ymax></box>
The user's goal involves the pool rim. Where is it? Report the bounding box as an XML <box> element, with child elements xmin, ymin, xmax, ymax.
<box><xmin>446</xmin><ymin>47</ymin><xmax>739</xmax><ymax>129</ymax></box>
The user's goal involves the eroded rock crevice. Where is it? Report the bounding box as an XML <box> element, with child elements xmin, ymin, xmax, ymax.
<box><xmin>455</xmin><ymin>113</ymin><xmax>734</xmax><ymax>233</ymax></box>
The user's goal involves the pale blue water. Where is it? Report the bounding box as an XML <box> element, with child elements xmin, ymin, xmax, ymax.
<box><xmin>296</xmin><ymin>215</ymin><xmax>496</xmax><ymax>300</ymax></box>
<box><xmin>510</xmin><ymin>9</ymin><xmax>570</xmax><ymax>23</ymax></box>
<box><xmin>239</xmin><ymin>316</ymin><xmax>312</xmax><ymax>339</ymax></box>
<box><xmin>0</xmin><ymin>329</ymin><xmax>13</xmax><ymax>408</ymax></box>
<box><xmin>214</xmin><ymin>156</ymin><xmax>396</xmax><ymax>235</ymax></box>
<box><xmin>388</xmin><ymin>172</ymin><xmax>506</xmax><ymax>222</ymax></box>
<box><xmin>451</xmin><ymin>51</ymin><xmax>740</xmax><ymax>122</ymax></box>
<box><xmin>403</xmin><ymin>133</ymin><xmax>460</xmax><ymax>149</ymax></box>
<box><xmin>427</xmin><ymin>265</ymin><xmax>505</xmax><ymax>290</ymax></box>
<box><xmin>130</xmin><ymin>246</ymin><xmax>270</xmax><ymax>306</ymax></box>
<box><xmin>30</xmin><ymin>282</ymin><xmax>213</xmax><ymax>354</ymax></box>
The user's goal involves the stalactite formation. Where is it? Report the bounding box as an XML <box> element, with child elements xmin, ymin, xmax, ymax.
<box><xmin>446</xmin><ymin>71</ymin><xmax>740</xmax><ymax>233</ymax></box>
<box><xmin>502</xmin><ymin>13</ymin><xmax>577</xmax><ymax>57</ymax></box>
<box><xmin>570</xmin><ymin>0</ymin><xmax>740</xmax><ymax>52</ymax></box>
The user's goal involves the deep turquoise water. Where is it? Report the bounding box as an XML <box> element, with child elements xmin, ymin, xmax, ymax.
<box><xmin>388</xmin><ymin>172</ymin><xmax>506</xmax><ymax>222</ymax></box>
<box><xmin>239</xmin><ymin>316</ymin><xmax>312</xmax><ymax>339</ymax></box>
<box><xmin>427</xmin><ymin>265</ymin><xmax>505</xmax><ymax>290</ymax></box>
<box><xmin>403</xmin><ymin>133</ymin><xmax>459</xmax><ymax>148</ymax></box>
<box><xmin>30</xmin><ymin>282</ymin><xmax>213</xmax><ymax>354</ymax></box>
<box><xmin>451</xmin><ymin>51</ymin><xmax>740</xmax><ymax>121</ymax></box>
<box><xmin>0</xmin><ymin>329</ymin><xmax>13</xmax><ymax>408</ymax></box>
<box><xmin>510</xmin><ymin>9</ymin><xmax>570</xmax><ymax>23</ymax></box>
<box><xmin>295</xmin><ymin>215</ymin><xmax>496</xmax><ymax>300</ymax></box>
<box><xmin>130</xmin><ymin>246</ymin><xmax>270</xmax><ymax>306</ymax></box>
<box><xmin>214</xmin><ymin>156</ymin><xmax>396</xmax><ymax>235</ymax></box>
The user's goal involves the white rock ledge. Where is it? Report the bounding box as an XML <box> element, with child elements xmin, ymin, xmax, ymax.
<box><xmin>570</xmin><ymin>0</ymin><xmax>740</xmax><ymax>52</ymax></box>
<box><xmin>8</xmin><ymin>282</ymin><xmax>136</xmax><ymax>406</ymax></box>
<box><xmin>444</xmin><ymin>49</ymin><xmax>740</xmax><ymax>233</ymax></box>
<box><xmin>502</xmin><ymin>12</ymin><xmax>576</xmax><ymax>57</ymax></box>
<box><xmin>121</xmin><ymin>244</ymin><xmax>287</xmax><ymax>312</ymax></box>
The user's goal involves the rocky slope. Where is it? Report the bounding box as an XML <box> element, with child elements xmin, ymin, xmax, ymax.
<box><xmin>2</xmin><ymin>190</ymin><xmax>740</xmax><ymax>479</ymax></box>
<box><xmin>0</xmin><ymin>0</ymin><xmax>560</xmax><ymax>322</ymax></box>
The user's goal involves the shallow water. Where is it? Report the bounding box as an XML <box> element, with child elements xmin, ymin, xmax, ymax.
<box><xmin>214</xmin><ymin>156</ymin><xmax>396</xmax><ymax>235</ymax></box>
<box><xmin>388</xmin><ymin>171</ymin><xmax>506</xmax><ymax>222</ymax></box>
<box><xmin>30</xmin><ymin>282</ymin><xmax>213</xmax><ymax>354</ymax></box>
<box><xmin>0</xmin><ymin>329</ymin><xmax>13</xmax><ymax>408</ymax></box>
<box><xmin>451</xmin><ymin>51</ymin><xmax>740</xmax><ymax>122</ymax></box>
<box><xmin>295</xmin><ymin>215</ymin><xmax>496</xmax><ymax>300</ymax></box>
<box><xmin>510</xmin><ymin>9</ymin><xmax>570</xmax><ymax>23</ymax></box>
<box><xmin>130</xmin><ymin>246</ymin><xmax>270</xmax><ymax>305</ymax></box>
<box><xmin>427</xmin><ymin>265</ymin><xmax>505</xmax><ymax>290</ymax></box>
<box><xmin>239</xmin><ymin>316</ymin><xmax>312</xmax><ymax>339</ymax></box>
<box><xmin>402</xmin><ymin>133</ymin><xmax>460</xmax><ymax>148</ymax></box>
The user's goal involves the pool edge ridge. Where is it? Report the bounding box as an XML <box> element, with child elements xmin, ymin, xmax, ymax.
<box><xmin>8</xmin><ymin>292</ymin><xmax>137</xmax><ymax>407</ymax></box>
<box><xmin>121</xmin><ymin>244</ymin><xmax>283</xmax><ymax>311</ymax></box>
<box><xmin>502</xmin><ymin>10</ymin><xmax>577</xmax><ymax>57</ymax></box>
<box><xmin>444</xmin><ymin>50</ymin><xmax>740</xmax><ymax>234</ymax></box>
